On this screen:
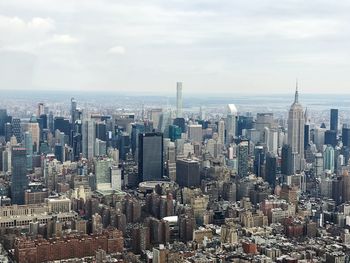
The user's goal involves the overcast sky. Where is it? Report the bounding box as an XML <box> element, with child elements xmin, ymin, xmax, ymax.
<box><xmin>1</xmin><ymin>0</ymin><xmax>350</xmax><ymax>94</ymax></box>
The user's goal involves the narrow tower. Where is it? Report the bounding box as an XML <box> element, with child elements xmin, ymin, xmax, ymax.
<box><xmin>287</xmin><ymin>81</ymin><xmax>305</xmax><ymax>173</ymax></box>
<box><xmin>176</xmin><ymin>82</ymin><xmax>183</xmax><ymax>118</ymax></box>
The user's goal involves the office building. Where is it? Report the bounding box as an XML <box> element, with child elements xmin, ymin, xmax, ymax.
<box><xmin>226</xmin><ymin>104</ymin><xmax>237</xmax><ymax>143</ymax></box>
<box><xmin>188</xmin><ymin>124</ymin><xmax>202</xmax><ymax>143</ymax></box>
<box><xmin>138</xmin><ymin>132</ymin><xmax>163</xmax><ymax>182</ymax></box>
<box><xmin>325</xmin><ymin>130</ymin><xmax>337</xmax><ymax>148</ymax></box>
<box><xmin>11</xmin><ymin>118</ymin><xmax>22</xmax><ymax>143</ymax></box>
<box><xmin>238</xmin><ymin>141</ymin><xmax>249</xmax><ymax>177</ymax></box>
<box><xmin>218</xmin><ymin>119</ymin><xmax>225</xmax><ymax>145</ymax></box>
<box><xmin>82</xmin><ymin>118</ymin><xmax>96</xmax><ymax>159</ymax></box>
<box><xmin>287</xmin><ymin>86</ymin><xmax>305</xmax><ymax>172</ymax></box>
<box><xmin>330</xmin><ymin>109</ymin><xmax>338</xmax><ymax>132</ymax></box>
<box><xmin>265</xmin><ymin>152</ymin><xmax>277</xmax><ymax>187</ymax></box>
<box><xmin>11</xmin><ymin>147</ymin><xmax>28</xmax><ymax>205</ymax></box>
<box><xmin>176</xmin><ymin>82</ymin><xmax>183</xmax><ymax>118</ymax></box>
<box><xmin>24</xmin><ymin>131</ymin><xmax>33</xmax><ymax>170</ymax></box>
<box><xmin>176</xmin><ymin>158</ymin><xmax>200</xmax><ymax>187</ymax></box>
<box><xmin>324</xmin><ymin>145</ymin><xmax>335</xmax><ymax>173</ymax></box>
<box><xmin>342</xmin><ymin>126</ymin><xmax>350</xmax><ymax>147</ymax></box>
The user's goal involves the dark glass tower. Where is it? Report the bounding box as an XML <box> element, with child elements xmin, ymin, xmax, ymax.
<box><xmin>11</xmin><ymin>147</ymin><xmax>28</xmax><ymax>204</ymax></box>
<box><xmin>265</xmin><ymin>152</ymin><xmax>277</xmax><ymax>187</ymax></box>
<box><xmin>176</xmin><ymin>158</ymin><xmax>200</xmax><ymax>187</ymax></box>
<box><xmin>330</xmin><ymin>109</ymin><xmax>338</xmax><ymax>132</ymax></box>
<box><xmin>342</xmin><ymin>126</ymin><xmax>350</xmax><ymax>147</ymax></box>
<box><xmin>138</xmin><ymin>132</ymin><xmax>163</xmax><ymax>182</ymax></box>
<box><xmin>281</xmin><ymin>144</ymin><xmax>293</xmax><ymax>175</ymax></box>
<box><xmin>325</xmin><ymin>130</ymin><xmax>337</xmax><ymax>147</ymax></box>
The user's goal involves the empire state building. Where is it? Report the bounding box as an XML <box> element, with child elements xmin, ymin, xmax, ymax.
<box><xmin>287</xmin><ymin>85</ymin><xmax>305</xmax><ymax>172</ymax></box>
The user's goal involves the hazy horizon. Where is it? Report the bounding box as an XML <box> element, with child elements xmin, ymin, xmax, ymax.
<box><xmin>1</xmin><ymin>0</ymin><xmax>350</xmax><ymax>94</ymax></box>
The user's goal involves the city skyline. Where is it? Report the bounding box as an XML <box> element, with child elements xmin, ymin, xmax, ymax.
<box><xmin>1</xmin><ymin>0</ymin><xmax>350</xmax><ymax>93</ymax></box>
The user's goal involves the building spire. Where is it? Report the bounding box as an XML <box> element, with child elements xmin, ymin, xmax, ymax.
<box><xmin>294</xmin><ymin>79</ymin><xmax>299</xmax><ymax>103</ymax></box>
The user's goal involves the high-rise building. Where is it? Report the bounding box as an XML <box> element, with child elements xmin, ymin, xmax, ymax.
<box><xmin>218</xmin><ymin>119</ymin><xmax>225</xmax><ymax>145</ymax></box>
<box><xmin>226</xmin><ymin>104</ymin><xmax>237</xmax><ymax>143</ymax></box>
<box><xmin>281</xmin><ymin>144</ymin><xmax>293</xmax><ymax>175</ymax></box>
<box><xmin>176</xmin><ymin>82</ymin><xmax>183</xmax><ymax>118</ymax></box>
<box><xmin>11</xmin><ymin>118</ymin><xmax>22</xmax><ymax>143</ymax></box>
<box><xmin>287</xmin><ymin>86</ymin><xmax>305</xmax><ymax>172</ymax></box>
<box><xmin>71</xmin><ymin>97</ymin><xmax>77</xmax><ymax>123</ymax></box>
<box><xmin>330</xmin><ymin>109</ymin><xmax>338</xmax><ymax>132</ymax></box>
<box><xmin>82</xmin><ymin>119</ymin><xmax>96</xmax><ymax>159</ymax></box>
<box><xmin>176</xmin><ymin>158</ymin><xmax>200</xmax><ymax>187</ymax></box>
<box><xmin>342</xmin><ymin>126</ymin><xmax>350</xmax><ymax>147</ymax></box>
<box><xmin>188</xmin><ymin>124</ymin><xmax>202</xmax><ymax>143</ymax></box>
<box><xmin>265</xmin><ymin>152</ymin><xmax>277</xmax><ymax>187</ymax></box>
<box><xmin>37</xmin><ymin>103</ymin><xmax>45</xmax><ymax>117</ymax></box>
<box><xmin>238</xmin><ymin>141</ymin><xmax>249</xmax><ymax>177</ymax></box>
<box><xmin>0</xmin><ymin>109</ymin><xmax>9</xmax><ymax>136</ymax></box>
<box><xmin>325</xmin><ymin>130</ymin><xmax>337</xmax><ymax>147</ymax></box>
<box><xmin>27</xmin><ymin>115</ymin><xmax>40</xmax><ymax>152</ymax></box>
<box><xmin>11</xmin><ymin>147</ymin><xmax>28</xmax><ymax>204</ymax></box>
<box><xmin>253</xmin><ymin>146</ymin><xmax>265</xmax><ymax>177</ymax></box>
<box><xmin>138</xmin><ymin>132</ymin><xmax>163</xmax><ymax>182</ymax></box>
<box><xmin>24</xmin><ymin>131</ymin><xmax>33</xmax><ymax>170</ymax></box>
<box><xmin>324</xmin><ymin>145</ymin><xmax>335</xmax><ymax>173</ymax></box>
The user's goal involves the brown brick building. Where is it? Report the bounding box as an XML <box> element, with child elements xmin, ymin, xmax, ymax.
<box><xmin>14</xmin><ymin>228</ymin><xmax>123</xmax><ymax>263</ymax></box>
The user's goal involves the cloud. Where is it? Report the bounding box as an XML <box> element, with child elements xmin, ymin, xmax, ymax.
<box><xmin>48</xmin><ymin>34</ymin><xmax>79</xmax><ymax>45</ymax></box>
<box><xmin>108</xmin><ymin>46</ymin><xmax>126</xmax><ymax>55</ymax></box>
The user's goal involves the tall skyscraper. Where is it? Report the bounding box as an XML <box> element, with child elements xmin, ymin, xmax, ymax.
<box><xmin>0</xmin><ymin>109</ymin><xmax>9</xmax><ymax>136</ymax></box>
<box><xmin>11</xmin><ymin>118</ymin><xmax>22</xmax><ymax>143</ymax></box>
<box><xmin>237</xmin><ymin>141</ymin><xmax>249</xmax><ymax>177</ymax></box>
<box><xmin>187</xmin><ymin>124</ymin><xmax>202</xmax><ymax>143</ymax></box>
<box><xmin>71</xmin><ymin>97</ymin><xmax>77</xmax><ymax>123</ymax></box>
<box><xmin>37</xmin><ymin>103</ymin><xmax>45</xmax><ymax>117</ymax></box>
<box><xmin>323</xmin><ymin>145</ymin><xmax>335</xmax><ymax>173</ymax></box>
<box><xmin>138</xmin><ymin>132</ymin><xmax>163</xmax><ymax>182</ymax></box>
<box><xmin>330</xmin><ymin>109</ymin><xmax>338</xmax><ymax>132</ymax></box>
<box><xmin>218</xmin><ymin>119</ymin><xmax>225</xmax><ymax>145</ymax></box>
<box><xmin>226</xmin><ymin>104</ymin><xmax>237</xmax><ymax>144</ymax></box>
<box><xmin>287</xmin><ymin>86</ymin><xmax>305</xmax><ymax>172</ymax></box>
<box><xmin>82</xmin><ymin>119</ymin><xmax>96</xmax><ymax>159</ymax></box>
<box><xmin>176</xmin><ymin>82</ymin><xmax>183</xmax><ymax>118</ymax></box>
<box><xmin>265</xmin><ymin>152</ymin><xmax>277</xmax><ymax>187</ymax></box>
<box><xmin>24</xmin><ymin>131</ymin><xmax>33</xmax><ymax>170</ymax></box>
<box><xmin>281</xmin><ymin>144</ymin><xmax>293</xmax><ymax>175</ymax></box>
<box><xmin>342</xmin><ymin>125</ymin><xmax>350</xmax><ymax>147</ymax></box>
<box><xmin>176</xmin><ymin>158</ymin><xmax>200</xmax><ymax>187</ymax></box>
<box><xmin>11</xmin><ymin>147</ymin><xmax>28</xmax><ymax>204</ymax></box>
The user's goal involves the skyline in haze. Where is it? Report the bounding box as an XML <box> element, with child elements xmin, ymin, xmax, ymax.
<box><xmin>1</xmin><ymin>0</ymin><xmax>350</xmax><ymax>93</ymax></box>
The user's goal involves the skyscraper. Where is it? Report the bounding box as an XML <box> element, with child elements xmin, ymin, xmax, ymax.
<box><xmin>24</xmin><ymin>131</ymin><xmax>33</xmax><ymax>170</ymax></box>
<box><xmin>281</xmin><ymin>144</ymin><xmax>293</xmax><ymax>176</ymax></box>
<box><xmin>265</xmin><ymin>152</ymin><xmax>277</xmax><ymax>187</ymax></box>
<box><xmin>238</xmin><ymin>141</ymin><xmax>249</xmax><ymax>177</ymax></box>
<box><xmin>11</xmin><ymin>118</ymin><xmax>22</xmax><ymax>143</ymax></box>
<box><xmin>11</xmin><ymin>147</ymin><xmax>28</xmax><ymax>204</ymax></box>
<box><xmin>176</xmin><ymin>82</ymin><xmax>183</xmax><ymax>118</ymax></box>
<box><xmin>188</xmin><ymin>124</ymin><xmax>202</xmax><ymax>143</ymax></box>
<box><xmin>71</xmin><ymin>97</ymin><xmax>77</xmax><ymax>123</ymax></box>
<box><xmin>330</xmin><ymin>109</ymin><xmax>338</xmax><ymax>132</ymax></box>
<box><xmin>342</xmin><ymin>125</ymin><xmax>350</xmax><ymax>147</ymax></box>
<box><xmin>82</xmin><ymin>119</ymin><xmax>96</xmax><ymax>159</ymax></box>
<box><xmin>323</xmin><ymin>145</ymin><xmax>335</xmax><ymax>173</ymax></box>
<box><xmin>138</xmin><ymin>132</ymin><xmax>163</xmax><ymax>182</ymax></box>
<box><xmin>218</xmin><ymin>119</ymin><xmax>225</xmax><ymax>145</ymax></box>
<box><xmin>226</xmin><ymin>104</ymin><xmax>237</xmax><ymax>143</ymax></box>
<box><xmin>176</xmin><ymin>158</ymin><xmax>200</xmax><ymax>187</ymax></box>
<box><xmin>287</xmin><ymin>85</ymin><xmax>305</xmax><ymax>172</ymax></box>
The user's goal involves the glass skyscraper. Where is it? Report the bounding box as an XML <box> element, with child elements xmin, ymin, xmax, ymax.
<box><xmin>11</xmin><ymin>147</ymin><xmax>28</xmax><ymax>205</ymax></box>
<box><xmin>138</xmin><ymin>132</ymin><xmax>163</xmax><ymax>182</ymax></box>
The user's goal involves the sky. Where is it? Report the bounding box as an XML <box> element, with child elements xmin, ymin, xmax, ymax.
<box><xmin>0</xmin><ymin>0</ymin><xmax>350</xmax><ymax>94</ymax></box>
